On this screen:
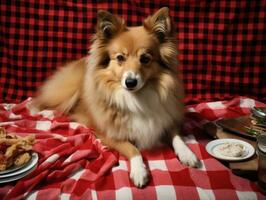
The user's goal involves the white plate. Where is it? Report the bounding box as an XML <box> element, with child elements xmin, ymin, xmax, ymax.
<box><xmin>206</xmin><ymin>139</ymin><xmax>255</xmax><ymax>161</ymax></box>
<box><xmin>0</xmin><ymin>152</ymin><xmax>38</xmax><ymax>179</ymax></box>
<box><xmin>0</xmin><ymin>161</ymin><xmax>27</xmax><ymax>175</ymax></box>
<box><xmin>0</xmin><ymin>162</ymin><xmax>37</xmax><ymax>184</ymax></box>
<box><xmin>0</xmin><ymin>152</ymin><xmax>38</xmax><ymax>175</ymax></box>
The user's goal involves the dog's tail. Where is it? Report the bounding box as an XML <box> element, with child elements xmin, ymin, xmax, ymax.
<box><xmin>32</xmin><ymin>57</ymin><xmax>87</xmax><ymax>114</ymax></box>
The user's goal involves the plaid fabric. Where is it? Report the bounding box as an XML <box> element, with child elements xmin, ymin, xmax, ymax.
<box><xmin>0</xmin><ymin>1</ymin><xmax>265</xmax><ymax>104</ymax></box>
<box><xmin>0</xmin><ymin>97</ymin><xmax>265</xmax><ymax>199</ymax></box>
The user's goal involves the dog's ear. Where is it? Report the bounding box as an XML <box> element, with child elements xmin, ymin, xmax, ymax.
<box><xmin>144</xmin><ymin>7</ymin><xmax>172</xmax><ymax>42</ymax></box>
<box><xmin>97</xmin><ymin>10</ymin><xmax>125</xmax><ymax>39</ymax></box>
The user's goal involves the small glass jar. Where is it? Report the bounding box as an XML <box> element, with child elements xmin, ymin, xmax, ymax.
<box><xmin>257</xmin><ymin>134</ymin><xmax>266</xmax><ymax>193</ymax></box>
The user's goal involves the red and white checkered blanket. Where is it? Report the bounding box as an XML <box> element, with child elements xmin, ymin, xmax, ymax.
<box><xmin>0</xmin><ymin>97</ymin><xmax>265</xmax><ymax>199</ymax></box>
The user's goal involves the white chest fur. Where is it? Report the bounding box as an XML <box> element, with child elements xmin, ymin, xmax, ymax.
<box><xmin>106</xmin><ymin>87</ymin><xmax>178</xmax><ymax>149</ymax></box>
<box><xmin>126</xmin><ymin>112</ymin><xmax>168</xmax><ymax>149</ymax></box>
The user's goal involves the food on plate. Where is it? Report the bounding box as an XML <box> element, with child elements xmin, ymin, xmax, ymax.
<box><xmin>14</xmin><ymin>152</ymin><xmax>31</xmax><ymax>166</ymax></box>
<box><xmin>217</xmin><ymin>142</ymin><xmax>244</xmax><ymax>157</ymax></box>
<box><xmin>0</xmin><ymin>127</ymin><xmax>35</xmax><ymax>171</ymax></box>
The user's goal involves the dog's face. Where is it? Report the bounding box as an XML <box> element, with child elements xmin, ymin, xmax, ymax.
<box><xmin>91</xmin><ymin>7</ymin><xmax>178</xmax><ymax>93</ymax></box>
<box><xmin>107</xmin><ymin>27</ymin><xmax>162</xmax><ymax>92</ymax></box>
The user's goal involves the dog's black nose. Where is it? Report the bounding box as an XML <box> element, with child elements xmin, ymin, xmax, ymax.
<box><xmin>125</xmin><ymin>78</ymin><xmax>138</xmax><ymax>89</ymax></box>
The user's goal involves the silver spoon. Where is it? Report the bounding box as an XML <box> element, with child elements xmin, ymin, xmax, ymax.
<box><xmin>251</xmin><ymin>107</ymin><xmax>266</xmax><ymax>119</ymax></box>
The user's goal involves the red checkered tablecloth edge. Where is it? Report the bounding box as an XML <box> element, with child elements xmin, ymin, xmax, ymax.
<box><xmin>0</xmin><ymin>96</ymin><xmax>265</xmax><ymax>199</ymax></box>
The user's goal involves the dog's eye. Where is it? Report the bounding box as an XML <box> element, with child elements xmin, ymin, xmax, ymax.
<box><xmin>140</xmin><ymin>54</ymin><xmax>151</xmax><ymax>65</ymax></box>
<box><xmin>116</xmin><ymin>54</ymin><xmax>125</xmax><ymax>62</ymax></box>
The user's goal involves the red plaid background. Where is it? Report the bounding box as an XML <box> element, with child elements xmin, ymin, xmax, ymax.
<box><xmin>0</xmin><ymin>1</ymin><xmax>265</xmax><ymax>104</ymax></box>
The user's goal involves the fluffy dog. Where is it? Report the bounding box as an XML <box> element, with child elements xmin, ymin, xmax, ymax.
<box><xmin>33</xmin><ymin>7</ymin><xmax>199</xmax><ymax>187</ymax></box>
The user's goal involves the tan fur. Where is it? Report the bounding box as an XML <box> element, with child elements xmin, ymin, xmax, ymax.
<box><xmin>33</xmin><ymin>58</ymin><xmax>87</xmax><ymax>113</ymax></box>
<box><xmin>33</xmin><ymin>8</ymin><xmax>198</xmax><ymax>187</ymax></box>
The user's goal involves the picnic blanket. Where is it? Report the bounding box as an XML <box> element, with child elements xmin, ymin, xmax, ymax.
<box><xmin>0</xmin><ymin>97</ymin><xmax>265</xmax><ymax>200</ymax></box>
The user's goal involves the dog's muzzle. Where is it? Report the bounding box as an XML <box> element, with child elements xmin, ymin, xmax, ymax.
<box><xmin>122</xmin><ymin>71</ymin><xmax>143</xmax><ymax>91</ymax></box>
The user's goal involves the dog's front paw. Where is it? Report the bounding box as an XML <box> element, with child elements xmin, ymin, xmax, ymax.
<box><xmin>130</xmin><ymin>156</ymin><xmax>149</xmax><ymax>188</ymax></box>
<box><xmin>177</xmin><ymin>147</ymin><xmax>199</xmax><ymax>168</ymax></box>
<box><xmin>172</xmin><ymin>135</ymin><xmax>200</xmax><ymax>168</ymax></box>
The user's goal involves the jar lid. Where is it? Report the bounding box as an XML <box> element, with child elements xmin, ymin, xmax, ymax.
<box><xmin>257</xmin><ymin>134</ymin><xmax>266</xmax><ymax>153</ymax></box>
